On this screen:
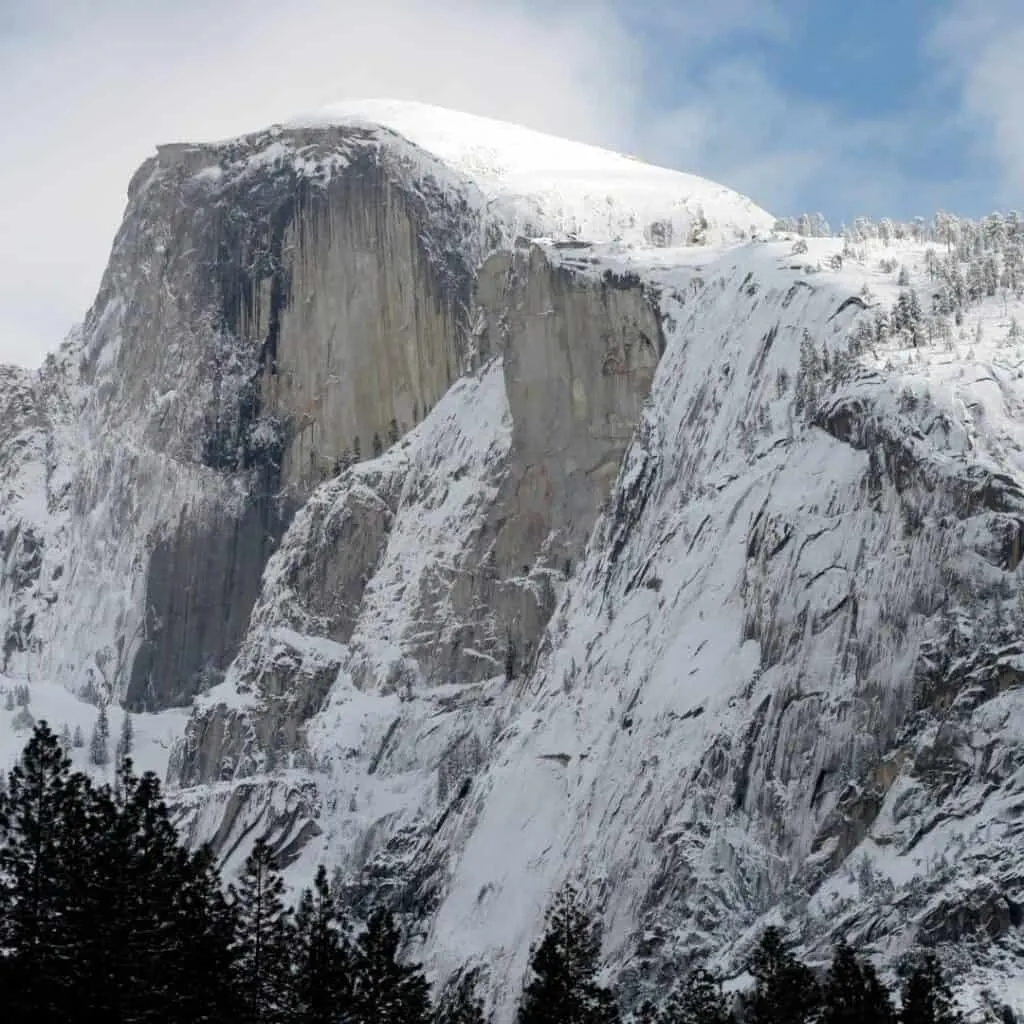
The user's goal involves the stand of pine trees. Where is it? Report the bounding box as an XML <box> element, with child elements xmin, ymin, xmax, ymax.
<box><xmin>0</xmin><ymin>724</ymin><xmax>968</xmax><ymax>1024</ymax></box>
<box><xmin>0</xmin><ymin>724</ymin><xmax>431</xmax><ymax>1024</ymax></box>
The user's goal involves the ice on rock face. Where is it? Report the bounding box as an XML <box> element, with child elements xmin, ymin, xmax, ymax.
<box><xmin>2</xmin><ymin>102</ymin><xmax>1024</xmax><ymax>1021</ymax></box>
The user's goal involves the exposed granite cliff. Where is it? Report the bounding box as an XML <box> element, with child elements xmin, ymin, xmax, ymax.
<box><xmin>2</xmin><ymin>108</ymin><xmax>737</xmax><ymax>712</ymax></box>
<box><xmin>170</xmin><ymin>240</ymin><xmax>664</xmax><ymax>795</ymax></box>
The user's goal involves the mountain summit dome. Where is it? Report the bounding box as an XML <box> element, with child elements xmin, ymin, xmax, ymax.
<box><xmin>286</xmin><ymin>98</ymin><xmax>775</xmax><ymax>247</ymax></box>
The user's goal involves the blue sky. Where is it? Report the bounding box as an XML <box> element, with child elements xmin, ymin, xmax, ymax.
<box><xmin>622</xmin><ymin>0</ymin><xmax>1019</xmax><ymax>228</ymax></box>
<box><xmin>0</xmin><ymin>0</ymin><xmax>1022</xmax><ymax>365</ymax></box>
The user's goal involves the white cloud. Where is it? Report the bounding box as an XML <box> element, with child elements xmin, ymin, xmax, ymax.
<box><xmin>0</xmin><ymin>0</ymin><xmax>647</xmax><ymax>366</ymax></box>
<box><xmin>930</xmin><ymin>0</ymin><xmax>1024</xmax><ymax>202</ymax></box>
<box><xmin>639</xmin><ymin>60</ymin><xmax>834</xmax><ymax>216</ymax></box>
<box><xmin>636</xmin><ymin>58</ymin><xmax>927</xmax><ymax>226</ymax></box>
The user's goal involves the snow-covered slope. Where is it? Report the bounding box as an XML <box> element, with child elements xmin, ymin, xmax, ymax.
<box><xmin>164</xmin><ymin>223</ymin><xmax>1024</xmax><ymax>1020</ymax></box>
<box><xmin>289</xmin><ymin>99</ymin><xmax>773</xmax><ymax>248</ymax></box>
<box><xmin>423</xmin><ymin>234</ymin><xmax>1024</xmax><ymax>1017</ymax></box>
<box><xmin>2</xmin><ymin>104</ymin><xmax>1024</xmax><ymax>1021</ymax></box>
<box><xmin>0</xmin><ymin>673</ymin><xmax>188</xmax><ymax>783</ymax></box>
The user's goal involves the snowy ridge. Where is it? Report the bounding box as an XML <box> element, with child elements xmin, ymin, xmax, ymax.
<box><xmin>286</xmin><ymin>99</ymin><xmax>774</xmax><ymax>250</ymax></box>
<box><xmin>125</xmin><ymin>99</ymin><xmax>772</xmax><ymax>299</ymax></box>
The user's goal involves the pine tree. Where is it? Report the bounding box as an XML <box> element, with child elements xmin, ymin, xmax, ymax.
<box><xmin>747</xmin><ymin>927</ymin><xmax>820</xmax><ymax>1024</ymax></box>
<box><xmin>66</xmin><ymin>766</ymin><xmax>138</xmax><ymax>1020</ymax></box>
<box><xmin>907</xmin><ymin>291</ymin><xmax>924</xmax><ymax>346</ymax></box>
<box><xmin>72</xmin><ymin>724</ymin><xmax>84</xmax><ymax>748</ymax></box>
<box><xmin>900</xmin><ymin>954</ymin><xmax>961</xmax><ymax>1024</ymax></box>
<box><xmin>437</xmin><ymin>973</ymin><xmax>490</xmax><ymax>1024</ymax></box>
<box><xmin>59</xmin><ymin>724</ymin><xmax>72</xmax><ymax>754</ymax></box>
<box><xmin>115</xmin><ymin>712</ymin><xmax>134</xmax><ymax>763</ymax></box>
<box><xmin>820</xmin><ymin>941</ymin><xmax>895</xmax><ymax>1024</ymax></box>
<box><xmin>517</xmin><ymin>883</ymin><xmax>620</xmax><ymax>1024</ymax></box>
<box><xmin>128</xmin><ymin>767</ymin><xmax>233</xmax><ymax>1020</ymax></box>
<box><xmin>0</xmin><ymin>722</ymin><xmax>89</xmax><ymax>1022</ymax></box>
<box><xmin>89</xmin><ymin>705</ymin><xmax>110</xmax><ymax>767</ymax></box>
<box><xmin>230</xmin><ymin>838</ymin><xmax>296</xmax><ymax>1024</ymax></box>
<box><xmin>349</xmin><ymin>906</ymin><xmax>431</xmax><ymax>1024</ymax></box>
<box><xmin>0</xmin><ymin>726</ymin><xmax>238</xmax><ymax>1024</ymax></box>
<box><xmin>164</xmin><ymin>843</ymin><xmax>240</xmax><ymax>1024</ymax></box>
<box><xmin>104</xmin><ymin>766</ymin><xmax>240</xmax><ymax>1023</ymax></box>
<box><xmin>795</xmin><ymin>331</ymin><xmax>822</xmax><ymax>417</ymax></box>
<box><xmin>659</xmin><ymin>966</ymin><xmax>732</xmax><ymax>1024</ymax></box>
<box><xmin>293</xmin><ymin>864</ymin><xmax>351</xmax><ymax>1023</ymax></box>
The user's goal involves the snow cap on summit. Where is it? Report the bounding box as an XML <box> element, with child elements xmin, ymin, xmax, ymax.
<box><xmin>285</xmin><ymin>98</ymin><xmax>775</xmax><ymax>246</ymax></box>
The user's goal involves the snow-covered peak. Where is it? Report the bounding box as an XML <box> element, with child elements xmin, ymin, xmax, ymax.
<box><xmin>286</xmin><ymin>98</ymin><xmax>774</xmax><ymax>246</ymax></box>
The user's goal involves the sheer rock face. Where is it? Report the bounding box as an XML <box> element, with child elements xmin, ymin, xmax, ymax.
<box><xmin>476</xmin><ymin>247</ymin><xmax>663</xmax><ymax>584</ymax></box>
<box><xmin>6</xmin><ymin>104</ymin><xmax>1024</xmax><ymax>1022</ymax></box>
<box><xmin>1</xmin><ymin>123</ymin><xmax>485</xmax><ymax>708</ymax></box>
<box><xmin>171</xmin><ymin>243</ymin><xmax>665</xmax><ymax>795</ymax></box>
<box><xmin>115</xmin><ymin>128</ymin><xmax>484</xmax><ymax>710</ymax></box>
<box><xmin>90</xmin><ymin>127</ymin><xmax>476</xmax><ymax>477</ymax></box>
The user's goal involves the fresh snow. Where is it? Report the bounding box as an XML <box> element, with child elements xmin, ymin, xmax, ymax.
<box><xmin>151</xmin><ymin>222</ymin><xmax>1024</xmax><ymax>1022</ymax></box>
<box><xmin>0</xmin><ymin>674</ymin><xmax>189</xmax><ymax>783</ymax></box>
<box><xmin>287</xmin><ymin>98</ymin><xmax>775</xmax><ymax>248</ymax></box>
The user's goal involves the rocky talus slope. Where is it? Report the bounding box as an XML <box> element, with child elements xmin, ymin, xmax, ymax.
<box><xmin>2</xmin><ymin>101</ymin><xmax>1024</xmax><ymax>1020</ymax></box>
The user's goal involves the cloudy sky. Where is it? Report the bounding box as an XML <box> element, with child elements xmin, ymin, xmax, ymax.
<box><xmin>0</xmin><ymin>0</ymin><xmax>1021</xmax><ymax>366</ymax></box>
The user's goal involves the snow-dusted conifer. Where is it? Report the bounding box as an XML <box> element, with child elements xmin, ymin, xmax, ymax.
<box><xmin>293</xmin><ymin>864</ymin><xmax>351</xmax><ymax>1023</ymax></box>
<box><xmin>820</xmin><ymin>942</ymin><xmax>895</xmax><ymax>1024</ymax></box>
<box><xmin>89</xmin><ymin>705</ymin><xmax>110</xmax><ymax>767</ymax></box>
<box><xmin>230</xmin><ymin>838</ymin><xmax>296</xmax><ymax>1023</ymax></box>
<box><xmin>517</xmin><ymin>883</ymin><xmax>620</xmax><ymax>1024</ymax></box>
<box><xmin>657</xmin><ymin>966</ymin><xmax>731</xmax><ymax>1024</ymax></box>
<box><xmin>115</xmin><ymin>712</ymin><xmax>133</xmax><ymax>763</ymax></box>
<box><xmin>900</xmin><ymin>955</ymin><xmax>961</xmax><ymax>1024</ymax></box>
<box><xmin>747</xmin><ymin>927</ymin><xmax>819</xmax><ymax>1024</ymax></box>
<box><xmin>0</xmin><ymin>723</ymin><xmax>82</xmax><ymax>1019</ymax></box>
<box><xmin>349</xmin><ymin>906</ymin><xmax>431</xmax><ymax>1024</ymax></box>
